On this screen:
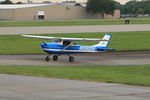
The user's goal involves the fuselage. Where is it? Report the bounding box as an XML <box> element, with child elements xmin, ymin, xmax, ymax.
<box><xmin>40</xmin><ymin>42</ymin><xmax>105</xmax><ymax>54</ymax></box>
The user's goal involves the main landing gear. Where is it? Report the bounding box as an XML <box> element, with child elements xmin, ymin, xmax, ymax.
<box><xmin>45</xmin><ymin>54</ymin><xmax>75</xmax><ymax>62</ymax></box>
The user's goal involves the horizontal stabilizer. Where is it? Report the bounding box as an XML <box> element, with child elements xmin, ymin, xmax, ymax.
<box><xmin>97</xmin><ymin>48</ymin><xmax>115</xmax><ymax>51</ymax></box>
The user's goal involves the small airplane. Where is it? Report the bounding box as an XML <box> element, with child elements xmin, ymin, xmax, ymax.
<box><xmin>22</xmin><ymin>34</ymin><xmax>114</xmax><ymax>62</ymax></box>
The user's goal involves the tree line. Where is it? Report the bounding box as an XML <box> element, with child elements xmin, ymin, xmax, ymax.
<box><xmin>87</xmin><ymin>0</ymin><xmax>150</xmax><ymax>17</ymax></box>
<box><xmin>0</xmin><ymin>0</ymin><xmax>22</xmax><ymax>4</ymax></box>
<box><xmin>115</xmin><ymin>0</ymin><xmax>150</xmax><ymax>14</ymax></box>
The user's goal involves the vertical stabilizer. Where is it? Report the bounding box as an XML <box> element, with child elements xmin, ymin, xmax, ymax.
<box><xmin>94</xmin><ymin>34</ymin><xmax>112</xmax><ymax>48</ymax></box>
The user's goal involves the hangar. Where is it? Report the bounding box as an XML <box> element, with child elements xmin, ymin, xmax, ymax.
<box><xmin>0</xmin><ymin>4</ymin><xmax>120</xmax><ymax>20</ymax></box>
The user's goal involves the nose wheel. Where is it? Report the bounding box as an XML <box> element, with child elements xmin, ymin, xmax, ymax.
<box><xmin>45</xmin><ymin>55</ymin><xmax>50</xmax><ymax>62</ymax></box>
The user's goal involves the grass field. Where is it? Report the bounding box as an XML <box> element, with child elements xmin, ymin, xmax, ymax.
<box><xmin>0</xmin><ymin>18</ymin><xmax>150</xmax><ymax>27</ymax></box>
<box><xmin>0</xmin><ymin>31</ymin><xmax>150</xmax><ymax>54</ymax></box>
<box><xmin>0</xmin><ymin>65</ymin><xmax>149</xmax><ymax>86</ymax></box>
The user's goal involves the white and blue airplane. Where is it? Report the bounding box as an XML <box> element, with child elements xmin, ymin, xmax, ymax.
<box><xmin>22</xmin><ymin>34</ymin><xmax>114</xmax><ymax>62</ymax></box>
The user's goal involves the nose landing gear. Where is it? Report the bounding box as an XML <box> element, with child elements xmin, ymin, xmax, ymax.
<box><xmin>45</xmin><ymin>55</ymin><xmax>50</xmax><ymax>62</ymax></box>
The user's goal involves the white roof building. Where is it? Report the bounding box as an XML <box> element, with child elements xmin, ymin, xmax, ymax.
<box><xmin>0</xmin><ymin>2</ymin><xmax>86</xmax><ymax>10</ymax></box>
<box><xmin>0</xmin><ymin>4</ymin><xmax>52</xmax><ymax>9</ymax></box>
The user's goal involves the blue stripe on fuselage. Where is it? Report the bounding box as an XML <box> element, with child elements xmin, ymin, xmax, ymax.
<box><xmin>40</xmin><ymin>43</ymin><xmax>105</xmax><ymax>54</ymax></box>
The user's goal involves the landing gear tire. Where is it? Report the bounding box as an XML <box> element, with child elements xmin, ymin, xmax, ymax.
<box><xmin>69</xmin><ymin>56</ymin><xmax>74</xmax><ymax>62</ymax></box>
<box><xmin>53</xmin><ymin>55</ymin><xmax>58</xmax><ymax>61</ymax></box>
<box><xmin>45</xmin><ymin>56</ymin><xmax>50</xmax><ymax>62</ymax></box>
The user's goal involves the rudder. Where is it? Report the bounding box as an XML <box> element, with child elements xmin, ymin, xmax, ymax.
<box><xmin>95</xmin><ymin>34</ymin><xmax>112</xmax><ymax>48</ymax></box>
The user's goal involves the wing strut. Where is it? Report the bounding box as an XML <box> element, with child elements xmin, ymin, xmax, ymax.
<box><xmin>63</xmin><ymin>41</ymin><xmax>74</xmax><ymax>50</ymax></box>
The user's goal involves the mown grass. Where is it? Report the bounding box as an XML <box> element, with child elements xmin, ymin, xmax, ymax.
<box><xmin>0</xmin><ymin>65</ymin><xmax>150</xmax><ymax>86</ymax></box>
<box><xmin>0</xmin><ymin>18</ymin><xmax>150</xmax><ymax>27</ymax></box>
<box><xmin>0</xmin><ymin>31</ymin><xmax>150</xmax><ymax>54</ymax></box>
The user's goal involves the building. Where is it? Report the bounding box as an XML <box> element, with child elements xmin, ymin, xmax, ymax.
<box><xmin>0</xmin><ymin>4</ymin><xmax>120</xmax><ymax>20</ymax></box>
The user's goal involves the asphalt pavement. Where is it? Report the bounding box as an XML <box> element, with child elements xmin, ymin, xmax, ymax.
<box><xmin>0</xmin><ymin>51</ymin><xmax>150</xmax><ymax>66</ymax></box>
<box><xmin>0</xmin><ymin>24</ymin><xmax>150</xmax><ymax>35</ymax></box>
<box><xmin>0</xmin><ymin>74</ymin><xmax>150</xmax><ymax>100</ymax></box>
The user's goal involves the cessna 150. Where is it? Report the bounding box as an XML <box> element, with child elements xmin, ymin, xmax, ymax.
<box><xmin>22</xmin><ymin>34</ymin><xmax>114</xmax><ymax>62</ymax></box>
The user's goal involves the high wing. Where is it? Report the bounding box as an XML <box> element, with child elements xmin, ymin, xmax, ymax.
<box><xmin>22</xmin><ymin>35</ymin><xmax>108</xmax><ymax>41</ymax></box>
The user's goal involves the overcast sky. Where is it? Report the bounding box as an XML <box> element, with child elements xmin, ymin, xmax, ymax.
<box><xmin>0</xmin><ymin>0</ymin><xmax>140</xmax><ymax>4</ymax></box>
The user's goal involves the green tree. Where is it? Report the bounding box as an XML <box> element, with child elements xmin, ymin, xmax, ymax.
<box><xmin>1</xmin><ymin>0</ymin><xmax>13</xmax><ymax>4</ymax></box>
<box><xmin>113</xmin><ymin>1</ymin><xmax>125</xmax><ymax>14</ymax></box>
<box><xmin>134</xmin><ymin>8</ymin><xmax>143</xmax><ymax>14</ymax></box>
<box><xmin>124</xmin><ymin>1</ymin><xmax>140</xmax><ymax>14</ymax></box>
<box><xmin>142</xmin><ymin>0</ymin><xmax>150</xmax><ymax>14</ymax></box>
<box><xmin>16</xmin><ymin>2</ymin><xmax>23</xmax><ymax>4</ymax></box>
<box><xmin>86</xmin><ymin>0</ymin><xmax>116</xmax><ymax>19</ymax></box>
<box><xmin>122</xmin><ymin>0</ymin><xmax>150</xmax><ymax>14</ymax></box>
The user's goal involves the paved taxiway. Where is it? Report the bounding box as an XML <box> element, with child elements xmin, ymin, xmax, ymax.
<box><xmin>0</xmin><ymin>74</ymin><xmax>150</xmax><ymax>100</ymax></box>
<box><xmin>0</xmin><ymin>51</ymin><xmax>150</xmax><ymax>66</ymax></box>
<box><xmin>0</xmin><ymin>24</ymin><xmax>150</xmax><ymax>35</ymax></box>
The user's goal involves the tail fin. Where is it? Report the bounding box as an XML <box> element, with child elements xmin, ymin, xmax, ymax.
<box><xmin>94</xmin><ymin>34</ymin><xmax>112</xmax><ymax>48</ymax></box>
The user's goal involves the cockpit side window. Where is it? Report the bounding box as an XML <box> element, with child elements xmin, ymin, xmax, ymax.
<box><xmin>63</xmin><ymin>41</ymin><xmax>71</xmax><ymax>46</ymax></box>
<box><xmin>62</xmin><ymin>40</ymin><xmax>77</xmax><ymax>46</ymax></box>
